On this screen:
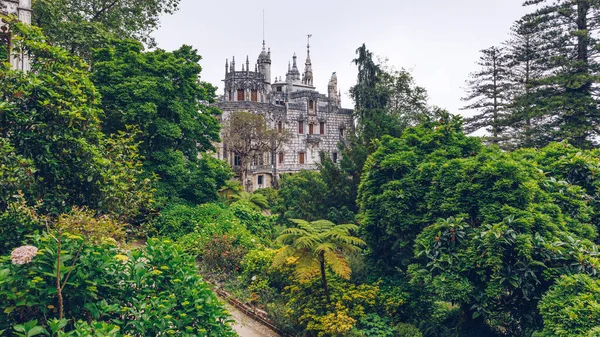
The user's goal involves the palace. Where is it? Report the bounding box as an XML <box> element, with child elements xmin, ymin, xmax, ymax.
<box><xmin>0</xmin><ymin>0</ymin><xmax>31</xmax><ymax>71</ymax></box>
<box><xmin>216</xmin><ymin>38</ymin><xmax>353</xmax><ymax>191</ymax></box>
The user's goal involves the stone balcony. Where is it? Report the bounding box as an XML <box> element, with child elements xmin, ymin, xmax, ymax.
<box><xmin>307</xmin><ymin>134</ymin><xmax>321</xmax><ymax>144</ymax></box>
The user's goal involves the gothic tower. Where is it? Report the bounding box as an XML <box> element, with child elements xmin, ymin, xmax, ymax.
<box><xmin>257</xmin><ymin>40</ymin><xmax>271</xmax><ymax>84</ymax></box>
<box><xmin>328</xmin><ymin>72</ymin><xmax>340</xmax><ymax>106</ymax></box>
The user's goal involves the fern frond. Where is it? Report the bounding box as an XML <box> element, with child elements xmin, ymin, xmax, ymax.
<box><xmin>325</xmin><ymin>251</ymin><xmax>351</xmax><ymax>280</ymax></box>
<box><xmin>311</xmin><ymin>220</ymin><xmax>336</xmax><ymax>232</ymax></box>
<box><xmin>315</xmin><ymin>242</ymin><xmax>336</xmax><ymax>255</ymax></box>
<box><xmin>294</xmin><ymin>235</ymin><xmax>320</xmax><ymax>250</ymax></box>
<box><xmin>272</xmin><ymin>246</ymin><xmax>296</xmax><ymax>267</ymax></box>
<box><xmin>295</xmin><ymin>254</ymin><xmax>320</xmax><ymax>282</ymax></box>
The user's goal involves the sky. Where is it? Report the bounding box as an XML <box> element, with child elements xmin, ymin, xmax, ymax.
<box><xmin>152</xmin><ymin>0</ymin><xmax>531</xmax><ymax>114</ymax></box>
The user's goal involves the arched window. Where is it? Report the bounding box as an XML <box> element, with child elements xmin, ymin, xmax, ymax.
<box><xmin>237</xmin><ymin>89</ymin><xmax>245</xmax><ymax>101</ymax></box>
<box><xmin>278</xmin><ymin>121</ymin><xmax>283</xmax><ymax>133</ymax></box>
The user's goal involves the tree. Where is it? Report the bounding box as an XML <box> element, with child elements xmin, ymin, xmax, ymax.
<box><xmin>318</xmin><ymin>153</ymin><xmax>357</xmax><ymax>223</ymax></box>
<box><xmin>502</xmin><ymin>19</ymin><xmax>548</xmax><ymax>148</ymax></box>
<box><xmin>380</xmin><ymin>65</ymin><xmax>430</xmax><ymax>131</ymax></box>
<box><xmin>358</xmin><ymin>111</ymin><xmax>481</xmax><ymax>269</ymax></box>
<box><xmin>518</xmin><ymin>0</ymin><xmax>600</xmax><ymax>148</ymax></box>
<box><xmin>273</xmin><ymin>219</ymin><xmax>365</xmax><ymax>302</ymax></box>
<box><xmin>536</xmin><ymin>274</ymin><xmax>600</xmax><ymax>337</ymax></box>
<box><xmin>227</xmin><ymin>191</ymin><xmax>269</xmax><ymax>211</ymax></box>
<box><xmin>275</xmin><ymin>170</ymin><xmax>328</xmax><ymax>222</ymax></box>
<box><xmin>91</xmin><ymin>39</ymin><xmax>227</xmax><ymax>205</ymax></box>
<box><xmin>325</xmin><ymin>45</ymin><xmax>432</xmax><ymax>222</ymax></box>
<box><xmin>359</xmin><ymin>111</ymin><xmax>599</xmax><ymax>334</ymax></box>
<box><xmin>32</xmin><ymin>0</ymin><xmax>180</xmax><ymax>60</ymax></box>
<box><xmin>461</xmin><ymin>46</ymin><xmax>512</xmax><ymax>145</ymax></box>
<box><xmin>221</xmin><ymin>111</ymin><xmax>272</xmax><ymax>191</ymax></box>
<box><xmin>0</xmin><ymin>21</ymin><xmax>153</xmax><ymax>217</ymax></box>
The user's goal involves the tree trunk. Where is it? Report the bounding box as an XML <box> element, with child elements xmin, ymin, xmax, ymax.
<box><xmin>492</xmin><ymin>51</ymin><xmax>499</xmax><ymax>143</ymax></box>
<box><xmin>319</xmin><ymin>252</ymin><xmax>330</xmax><ymax>303</ymax></box>
<box><xmin>572</xmin><ymin>0</ymin><xmax>591</xmax><ymax>147</ymax></box>
<box><xmin>271</xmin><ymin>149</ymin><xmax>279</xmax><ymax>189</ymax></box>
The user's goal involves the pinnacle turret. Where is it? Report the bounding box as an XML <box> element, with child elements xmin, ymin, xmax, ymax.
<box><xmin>303</xmin><ymin>34</ymin><xmax>313</xmax><ymax>86</ymax></box>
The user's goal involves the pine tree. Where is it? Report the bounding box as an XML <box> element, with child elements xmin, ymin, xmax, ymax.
<box><xmin>461</xmin><ymin>46</ymin><xmax>512</xmax><ymax>145</ymax></box>
<box><xmin>502</xmin><ymin>19</ymin><xmax>548</xmax><ymax>148</ymax></box>
<box><xmin>520</xmin><ymin>0</ymin><xmax>600</xmax><ymax>148</ymax></box>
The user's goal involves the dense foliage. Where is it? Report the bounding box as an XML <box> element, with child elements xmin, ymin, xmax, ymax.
<box><xmin>91</xmin><ymin>39</ymin><xmax>228</xmax><ymax>205</ymax></box>
<box><xmin>33</xmin><ymin>0</ymin><xmax>180</xmax><ymax>60</ymax></box>
<box><xmin>0</xmin><ymin>234</ymin><xmax>235</xmax><ymax>336</ymax></box>
<box><xmin>0</xmin><ymin>21</ymin><xmax>153</xmax><ymax>219</ymax></box>
<box><xmin>4</xmin><ymin>2</ymin><xmax>600</xmax><ymax>335</ymax></box>
<box><xmin>359</xmin><ymin>112</ymin><xmax>600</xmax><ymax>335</ymax></box>
<box><xmin>535</xmin><ymin>274</ymin><xmax>600</xmax><ymax>337</ymax></box>
<box><xmin>1</xmin><ymin>13</ymin><xmax>239</xmax><ymax>336</ymax></box>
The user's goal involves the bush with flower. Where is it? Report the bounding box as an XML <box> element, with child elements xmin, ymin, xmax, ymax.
<box><xmin>0</xmin><ymin>232</ymin><xmax>235</xmax><ymax>336</ymax></box>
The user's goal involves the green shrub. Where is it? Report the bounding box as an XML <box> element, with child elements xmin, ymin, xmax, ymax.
<box><xmin>154</xmin><ymin>203</ymin><xmax>208</xmax><ymax>238</ymax></box>
<box><xmin>55</xmin><ymin>207</ymin><xmax>125</xmax><ymax>244</ymax></box>
<box><xmin>229</xmin><ymin>202</ymin><xmax>275</xmax><ymax>239</ymax></box>
<box><xmin>0</xmin><ymin>233</ymin><xmax>235</xmax><ymax>336</ymax></box>
<box><xmin>535</xmin><ymin>274</ymin><xmax>600</xmax><ymax>337</ymax></box>
<box><xmin>240</xmin><ymin>247</ymin><xmax>278</xmax><ymax>284</ymax></box>
<box><xmin>394</xmin><ymin>322</ymin><xmax>423</xmax><ymax>337</ymax></box>
<box><xmin>253</xmin><ymin>188</ymin><xmax>278</xmax><ymax>208</ymax></box>
<box><xmin>0</xmin><ymin>195</ymin><xmax>43</xmax><ymax>255</ymax></box>
<box><xmin>199</xmin><ymin>234</ymin><xmax>248</xmax><ymax>280</ymax></box>
<box><xmin>351</xmin><ymin>314</ymin><xmax>396</xmax><ymax>337</ymax></box>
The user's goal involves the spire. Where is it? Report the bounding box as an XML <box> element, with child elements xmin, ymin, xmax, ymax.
<box><xmin>225</xmin><ymin>58</ymin><xmax>229</xmax><ymax>75</ymax></box>
<box><xmin>292</xmin><ymin>53</ymin><xmax>298</xmax><ymax>70</ymax></box>
<box><xmin>289</xmin><ymin>53</ymin><xmax>301</xmax><ymax>82</ymax></box>
<box><xmin>303</xmin><ymin>34</ymin><xmax>313</xmax><ymax>86</ymax></box>
<box><xmin>328</xmin><ymin>72</ymin><xmax>340</xmax><ymax>106</ymax></box>
<box><xmin>306</xmin><ymin>34</ymin><xmax>312</xmax><ymax>59</ymax></box>
<box><xmin>231</xmin><ymin>56</ymin><xmax>235</xmax><ymax>72</ymax></box>
<box><xmin>246</xmin><ymin>55</ymin><xmax>249</xmax><ymax>72</ymax></box>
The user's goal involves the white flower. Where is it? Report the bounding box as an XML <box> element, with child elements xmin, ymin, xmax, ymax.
<box><xmin>11</xmin><ymin>245</ymin><xmax>38</xmax><ymax>265</ymax></box>
<box><xmin>251</xmin><ymin>275</ymin><xmax>257</xmax><ymax>281</ymax></box>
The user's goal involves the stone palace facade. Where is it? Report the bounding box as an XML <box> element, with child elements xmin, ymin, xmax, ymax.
<box><xmin>0</xmin><ymin>0</ymin><xmax>32</xmax><ymax>71</ymax></box>
<box><xmin>216</xmin><ymin>38</ymin><xmax>353</xmax><ymax>191</ymax></box>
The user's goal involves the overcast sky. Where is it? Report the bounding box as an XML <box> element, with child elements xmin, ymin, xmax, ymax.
<box><xmin>152</xmin><ymin>0</ymin><xmax>530</xmax><ymax>114</ymax></box>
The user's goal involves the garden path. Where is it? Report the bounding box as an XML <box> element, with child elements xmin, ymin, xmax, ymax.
<box><xmin>223</xmin><ymin>302</ymin><xmax>281</xmax><ymax>337</ymax></box>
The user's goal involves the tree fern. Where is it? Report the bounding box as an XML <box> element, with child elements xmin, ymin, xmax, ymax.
<box><xmin>273</xmin><ymin>219</ymin><xmax>365</xmax><ymax>302</ymax></box>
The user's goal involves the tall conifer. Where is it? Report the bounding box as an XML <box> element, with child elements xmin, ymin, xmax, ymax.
<box><xmin>520</xmin><ymin>0</ymin><xmax>600</xmax><ymax>148</ymax></box>
<box><xmin>462</xmin><ymin>46</ymin><xmax>512</xmax><ymax>145</ymax></box>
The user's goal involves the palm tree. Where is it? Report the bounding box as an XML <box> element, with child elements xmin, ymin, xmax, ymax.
<box><xmin>228</xmin><ymin>191</ymin><xmax>269</xmax><ymax>211</ymax></box>
<box><xmin>218</xmin><ymin>180</ymin><xmax>243</xmax><ymax>199</ymax></box>
<box><xmin>273</xmin><ymin>219</ymin><xmax>365</xmax><ymax>302</ymax></box>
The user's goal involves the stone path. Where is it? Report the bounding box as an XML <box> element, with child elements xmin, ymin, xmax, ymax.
<box><xmin>223</xmin><ymin>302</ymin><xmax>281</xmax><ymax>337</ymax></box>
